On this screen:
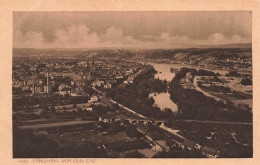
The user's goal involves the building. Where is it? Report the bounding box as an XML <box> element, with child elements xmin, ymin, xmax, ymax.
<box><xmin>183</xmin><ymin>139</ymin><xmax>196</xmax><ymax>151</ymax></box>
<box><xmin>104</xmin><ymin>83</ymin><xmax>112</xmax><ymax>89</ymax></box>
<box><xmin>86</xmin><ymin>107</ymin><xmax>93</xmax><ymax>111</ymax></box>
<box><xmin>58</xmin><ymin>84</ymin><xmax>70</xmax><ymax>91</ymax></box>
<box><xmin>46</xmin><ymin>72</ymin><xmax>51</xmax><ymax>93</ymax></box>
<box><xmin>98</xmin><ymin>116</ymin><xmax>110</xmax><ymax>123</ymax></box>
<box><xmin>194</xmin><ymin>143</ymin><xmax>202</xmax><ymax>151</ymax></box>
<box><xmin>76</xmin><ymin>103</ymin><xmax>93</xmax><ymax>111</ymax></box>
<box><xmin>89</xmin><ymin>95</ymin><xmax>98</xmax><ymax>103</ymax></box>
<box><xmin>34</xmin><ymin>85</ymin><xmax>44</xmax><ymax>93</ymax></box>
<box><xmin>151</xmin><ymin>143</ymin><xmax>163</xmax><ymax>152</ymax></box>
<box><xmin>71</xmin><ymin>90</ymin><xmax>85</xmax><ymax>96</ymax></box>
<box><xmin>59</xmin><ymin>88</ymin><xmax>71</xmax><ymax>96</ymax></box>
<box><xmin>92</xmin><ymin>54</ymin><xmax>95</xmax><ymax>66</ymax></box>
<box><xmin>156</xmin><ymin>140</ymin><xmax>169</xmax><ymax>152</ymax></box>
<box><xmin>201</xmin><ymin>146</ymin><xmax>220</xmax><ymax>158</ymax></box>
<box><xmin>92</xmin><ymin>80</ymin><xmax>103</xmax><ymax>87</ymax></box>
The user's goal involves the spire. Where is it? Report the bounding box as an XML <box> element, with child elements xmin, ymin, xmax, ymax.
<box><xmin>46</xmin><ymin>71</ymin><xmax>49</xmax><ymax>93</ymax></box>
<box><xmin>92</xmin><ymin>54</ymin><xmax>95</xmax><ymax>65</ymax></box>
<box><xmin>32</xmin><ymin>76</ymin><xmax>35</xmax><ymax>95</ymax></box>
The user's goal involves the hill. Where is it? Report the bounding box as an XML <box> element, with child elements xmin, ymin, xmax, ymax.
<box><xmin>141</xmin><ymin>47</ymin><xmax>251</xmax><ymax>63</ymax></box>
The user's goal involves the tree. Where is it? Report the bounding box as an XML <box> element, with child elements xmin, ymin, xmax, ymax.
<box><xmin>77</xmin><ymin>108</ymin><xmax>83</xmax><ymax>114</ymax></box>
<box><xmin>51</xmin><ymin>105</ymin><xmax>55</xmax><ymax>112</ymax></box>
<box><xmin>93</xmin><ymin>105</ymin><xmax>109</xmax><ymax>116</ymax></box>
<box><xmin>13</xmin><ymin>127</ymin><xmax>59</xmax><ymax>158</ymax></box>
<box><xmin>126</xmin><ymin>125</ymin><xmax>144</xmax><ymax>138</ymax></box>
<box><xmin>40</xmin><ymin>103</ymin><xmax>49</xmax><ymax>112</ymax></box>
<box><xmin>226</xmin><ymin>71</ymin><xmax>240</xmax><ymax>77</ymax></box>
<box><xmin>73</xmin><ymin>104</ymin><xmax>77</xmax><ymax>108</ymax></box>
<box><xmin>241</xmin><ymin>78</ymin><xmax>252</xmax><ymax>86</ymax></box>
<box><xmin>108</xmin><ymin>121</ymin><xmax>125</xmax><ymax>134</ymax></box>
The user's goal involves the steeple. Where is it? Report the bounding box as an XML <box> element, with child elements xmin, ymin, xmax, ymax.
<box><xmin>31</xmin><ymin>68</ymin><xmax>36</xmax><ymax>95</ymax></box>
<box><xmin>32</xmin><ymin>75</ymin><xmax>35</xmax><ymax>95</ymax></box>
<box><xmin>46</xmin><ymin>71</ymin><xmax>49</xmax><ymax>93</ymax></box>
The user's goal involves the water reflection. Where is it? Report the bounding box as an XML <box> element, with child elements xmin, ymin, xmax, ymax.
<box><xmin>150</xmin><ymin>63</ymin><xmax>176</xmax><ymax>82</ymax></box>
<box><xmin>146</xmin><ymin>62</ymin><xmax>179</xmax><ymax>113</ymax></box>
<box><xmin>148</xmin><ymin>62</ymin><xmax>229</xmax><ymax>76</ymax></box>
<box><xmin>149</xmin><ymin>92</ymin><xmax>178</xmax><ymax>113</ymax></box>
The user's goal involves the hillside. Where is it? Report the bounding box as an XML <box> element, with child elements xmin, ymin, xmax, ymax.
<box><xmin>13</xmin><ymin>43</ymin><xmax>252</xmax><ymax>62</ymax></box>
<box><xmin>142</xmin><ymin>47</ymin><xmax>251</xmax><ymax>63</ymax></box>
<box><xmin>13</xmin><ymin>48</ymin><xmax>136</xmax><ymax>59</ymax></box>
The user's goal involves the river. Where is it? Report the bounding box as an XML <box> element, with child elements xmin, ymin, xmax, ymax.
<box><xmin>146</xmin><ymin>62</ymin><xmax>237</xmax><ymax>113</ymax></box>
<box><xmin>147</xmin><ymin>62</ymin><xmax>179</xmax><ymax>113</ymax></box>
<box><xmin>147</xmin><ymin>62</ymin><xmax>230</xmax><ymax>76</ymax></box>
<box><xmin>150</xmin><ymin>63</ymin><xmax>176</xmax><ymax>82</ymax></box>
<box><xmin>149</xmin><ymin>92</ymin><xmax>178</xmax><ymax>113</ymax></box>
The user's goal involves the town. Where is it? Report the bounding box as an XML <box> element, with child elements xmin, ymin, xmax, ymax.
<box><xmin>13</xmin><ymin>48</ymin><xmax>252</xmax><ymax>158</ymax></box>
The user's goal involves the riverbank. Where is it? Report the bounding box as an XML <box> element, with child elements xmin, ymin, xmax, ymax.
<box><xmin>107</xmin><ymin>65</ymin><xmax>173</xmax><ymax>119</ymax></box>
<box><xmin>168</xmin><ymin>67</ymin><xmax>252</xmax><ymax>123</ymax></box>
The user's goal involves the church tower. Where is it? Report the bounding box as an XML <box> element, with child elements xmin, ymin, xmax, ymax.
<box><xmin>46</xmin><ymin>72</ymin><xmax>49</xmax><ymax>93</ymax></box>
<box><xmin>92</xmin><ymin>54</ymin><xmax>95</xmax><ymax>66</ymax></box>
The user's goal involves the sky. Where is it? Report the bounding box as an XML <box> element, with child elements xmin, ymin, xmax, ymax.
<box><xmin>13</xmin><ymin>11</ymin><xmax>252</xmax><ymax>49</ymax></box>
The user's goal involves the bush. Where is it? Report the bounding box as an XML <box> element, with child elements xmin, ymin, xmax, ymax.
<box><xmin>106</xmin><ymin>140</ymin><xmax>150</xmax><ymax>152</ymax></box>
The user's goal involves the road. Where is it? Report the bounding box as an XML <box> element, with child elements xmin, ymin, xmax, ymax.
<box><xmin>92</xmin><ymin>86</ymin><xmax>147</xmax><ymax>119</ymax></box>
<box><xmin>100</xmin><ymin>90</ymin><xmax>252</xmax><ymax>126</ymax></box>
<box><xmin>110</xmin><ymin>99</ymin><xmax>147</xmax><ymax>119</ymax></box>
<box><xmin>92</xmin><ymin>73</ymin><xmax>252</xmax><ymax>152</ymax></box>
<box><xmin>137</xmin><ymin>128</ymin><xmax>166</xmax><ymax>152</ymax></box>
<box><xmin>193</xmin><ymin>76</ymin><xmax>226</xmax><ymax>103</ymax></box>
<box><xmin>158</xmin><ymin>125</ymin><xmax>185</xmax><ymax>140</ymax></box>
<box><xmin>93</xmin><ymin>85</ymin><xmax>252</xmax><ymax>126</ymax></box>
<box><xmin>19</xmin><ymin>120</ymin><xmax>96</xmax><ymax>129</ymax></box>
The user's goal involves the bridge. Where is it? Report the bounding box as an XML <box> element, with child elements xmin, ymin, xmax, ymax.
<box><xmin>120</xmin><ymin>118</ymin><xmax>166</xmax><ymax>127</ymax></box>
<box><xmin>108</xmin><ymin>97</ymin><xmax>252</xmax><ymax>126</ymax></box>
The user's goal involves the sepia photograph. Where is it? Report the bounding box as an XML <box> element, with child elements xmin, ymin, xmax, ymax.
<box><xmin>12</xmin><ymin>11</ymin><xmax>253</xmax><ymax>158</ymax></box>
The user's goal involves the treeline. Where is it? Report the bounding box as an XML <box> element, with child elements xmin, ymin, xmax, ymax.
<box><xmin>198</xmin><ymin>84</ymin><xmax>232</xmax><ymax>94</ymax></box>
<box><xmin>199</xmin><ymin>84</ymin><xmax>252</xmax><ymax>100</ymax></box>
<box><xmin>241</xmin><ymin>77</ymin><xmax>252</xmax><ymax>86</ymax></box>
<box><xmin>13</xmin><ymin>94</ymin><xmax>90</xmax><ymax>111</ymax></box>
<box><xmin>13</xmin><ymin>104</ymin><xmax>111</xmax><ymax>122</ymax></box>
<box><xmin>169</xmin><ymin>67</ymin><xmax>252</xmax><ymax>122</ymax></box>
<box><xmin>107</xmin><ymin>66</ymin><xmax>171</xmax><ymax>119</ymax></box>
<box><xmin>172</xmin><ymin>67</ymin><xmax>219</xmax><ymax>84</ymax></box>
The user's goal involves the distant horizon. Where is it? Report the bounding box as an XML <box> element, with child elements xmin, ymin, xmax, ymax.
<box><xmin>12</xmin><ymin>42</ymin><xmax>252</xmax><ymax>50</ymax></box>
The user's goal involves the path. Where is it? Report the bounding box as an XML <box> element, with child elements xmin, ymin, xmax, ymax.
<box><xmin>19</xmin><ymin>121</ymin><xmax>96</xmax><ymax>129</ymax></box>
<box><xmin>193</xmin><ymin>76</ymin><xmax>226</xmax><ymax>103</ymax></box>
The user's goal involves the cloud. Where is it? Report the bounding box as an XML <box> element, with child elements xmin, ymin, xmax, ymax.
<box><xmin>14</xmin><ymin>30</ymin><xmax>45</xmax><ymax>48</ymax></box>
<box><xmin>208</xmin><ymin>33</ymin><xmax>225</xmax><ymax>43</ymax></box>
<box><xmin>196</xmin><ymin>33</ymin><xmax>251</xmax><ymax>45</ymax></box>
<box><xmin>52</xmin><ymin>25</ymin><xmax>99</xmax><ymax>48</ymax></box>
<box><xmin>13</xmin><ymin>25</ymin><xmax>251</xmax><ymax>49</ymax></box>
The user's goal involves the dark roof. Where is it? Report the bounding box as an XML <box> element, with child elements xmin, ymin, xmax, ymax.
<box><xmin>61</xmin><ymin>87</ymin><xmax>71</xmax><ymax>91</ymax></box>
